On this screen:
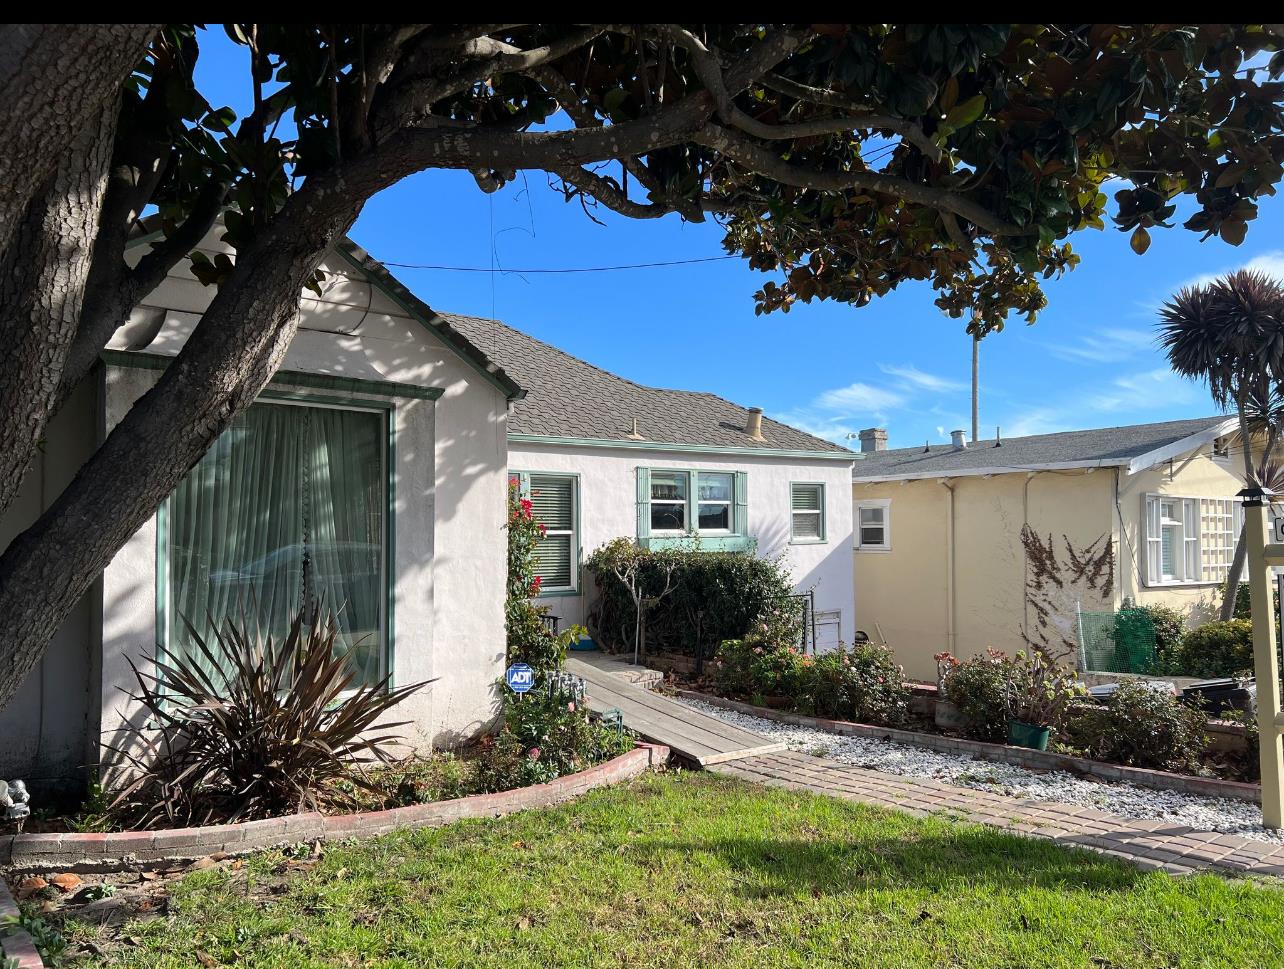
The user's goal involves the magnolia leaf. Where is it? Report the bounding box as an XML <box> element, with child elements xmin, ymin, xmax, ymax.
<box><xmin>1130</xmin><ymin>226</ymin><xmax>1151</xmax><ymax>255</ymax></box>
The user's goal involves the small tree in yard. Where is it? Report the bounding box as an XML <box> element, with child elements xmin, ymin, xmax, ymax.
<box><xmin>3</xmin><ymin>24</ymin><xmax>1284</xmax><ymax>706</ymax></box>
<box><xmin>1159</xmin><ymin>270</ymin><xmax>1284</xmax><ymax>619</ymax></box>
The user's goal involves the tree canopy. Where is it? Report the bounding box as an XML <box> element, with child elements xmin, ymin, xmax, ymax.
<box><xmin>0</xmin><ymin>23</ymin><xmax>1283</xmax><ymax>707</ymax></box>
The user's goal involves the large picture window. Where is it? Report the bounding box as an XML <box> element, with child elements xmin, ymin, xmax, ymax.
<box><xmin>164</xmin><ymin>400</ymin><xmax>388</xmax><ymax>687</ymax></box>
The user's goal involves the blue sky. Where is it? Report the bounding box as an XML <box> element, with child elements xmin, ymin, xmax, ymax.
<box><xmin>196</xmin><ymin>33</ymin><xmax>1284</xmax><ymax>450</ymax></box>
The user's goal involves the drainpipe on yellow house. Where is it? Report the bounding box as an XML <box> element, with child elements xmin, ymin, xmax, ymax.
<box><xmin>940</xmin><ymin>478</ymin><xmax>957</xmax><ymax>653</ymax></box>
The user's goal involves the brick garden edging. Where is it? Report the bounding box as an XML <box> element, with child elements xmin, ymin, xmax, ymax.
<box><xmin>1</xmin><ymin>876</ymin><xmax>43</xmax><ymax>969</ymax></box>
<box><xmin>0</xmin><ymin>743</ymin><xmax>669</xmax><ymax>876</ymax></box>
<box><xmin>677</xmin><ymin>690</ymin><xmax>1262</xmax><ymax>803</ymax></box>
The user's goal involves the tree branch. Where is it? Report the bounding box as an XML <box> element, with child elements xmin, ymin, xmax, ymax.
<box><xmin>56</xmin><ymin>179</ymin><xmax>227</xmax><ymax>409</ymax></box>
<box><xmin>551</xmin><ymin>166</ymin><xmax>674</xmax><ymax>220</ymax></box>
<box><xmin>694</xmin><ymin>125</ymin><xmax>1022</xmax><ymax>236</ymax></box>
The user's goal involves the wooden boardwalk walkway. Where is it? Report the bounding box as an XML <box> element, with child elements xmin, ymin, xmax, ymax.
<box><xmin>565</xmin><ymin>655</ymin><xmax>785</xmax><ymax>767</ymax></box>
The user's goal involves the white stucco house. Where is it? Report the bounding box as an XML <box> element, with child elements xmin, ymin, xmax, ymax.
<box><xmin>0</xmin><ymin>227</ymin><xmax>857</xmax><ymax>792</ymax></box>
<box><xmin>449</xmin><ymin>315</ymin><xmax>858</xmax><ymax>648</ymax></box>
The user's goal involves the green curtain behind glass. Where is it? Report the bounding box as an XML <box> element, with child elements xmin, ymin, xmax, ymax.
<box><xmin>167</xmin><ymin>402</ymin><xmax>385</xmax><ymax>688</ymax></box>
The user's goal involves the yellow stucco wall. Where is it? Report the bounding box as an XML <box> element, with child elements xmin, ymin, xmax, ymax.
<box><xmin>1116</xmin><ymin>445</ymin><xmax>1245</xmax><ymax>622</ymax></box>
<box><xmin>852</xmin><ymin>444</ymin><xmax>1247</xmax><ymax>683</ymax></box>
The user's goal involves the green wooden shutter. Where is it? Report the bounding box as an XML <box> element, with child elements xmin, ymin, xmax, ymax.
<box><xmin>529</xmin><ymin>474</ymin><xmax>574</xmax><ymax>588</ymax></box>
<box><xmin>733</xmin><ymin>471</ymin><xmax>749</xmax><ymax>536</ymax></box>
<box><xmin>636</xmin><ymin>467</ymin><xmax>650</xmax><ymax>543</ymax></box>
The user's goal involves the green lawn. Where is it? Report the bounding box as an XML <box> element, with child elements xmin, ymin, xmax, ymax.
<box><xmin>64</xmin><ymin>772</ymin><xmax>1284</xmax><ymax>968</ymax></box>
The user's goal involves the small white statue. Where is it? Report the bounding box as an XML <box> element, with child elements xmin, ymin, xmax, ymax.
<box><xmin>0</xmin><ymin>779</ymin><xmax>30</xmax><ymax>820</ymax></box>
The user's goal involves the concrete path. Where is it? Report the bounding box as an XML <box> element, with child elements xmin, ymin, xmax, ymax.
<box><xmin>712</xmin><ymin>750</ymin><xmax>1284</xmax><ymax>878</ymax></box>
<box><xmin>566</xmin><ymin>656</ymin><xmax>785</xmax><ymax>766</ymax></box>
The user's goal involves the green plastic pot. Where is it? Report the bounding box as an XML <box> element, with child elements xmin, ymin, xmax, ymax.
<box><xmin>1006</xmin><ymin>719</ymin><xmax>1051</xmax><ymax>751</ymax></box>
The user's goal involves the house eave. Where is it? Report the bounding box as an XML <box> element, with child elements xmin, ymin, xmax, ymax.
<box><xmin>1124</xmin><ymin>417</ymin><xmax>1239</xmax><ymax>475</ymax></box>
<box><xmin>508</xmin><ymin>432</ymin><xmax>859</xmax><ymax>462</ymax></box>
<box><xmin>852</xmin><ymin>458</ymin><xmax>1131</xmax><ymax>483</ymax></box>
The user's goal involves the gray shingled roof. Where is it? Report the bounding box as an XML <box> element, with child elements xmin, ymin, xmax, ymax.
<box><xmin>853</xmin><ymin>416</ymin><xmax>1235</xmax><ymax>480</ymax></box>
<box><xmin>446</xmin><ymin>313</ymin><xmax>853</xmax><ymax>454</ymax></box>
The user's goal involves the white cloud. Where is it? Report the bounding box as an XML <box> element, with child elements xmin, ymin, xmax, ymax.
<box><xmin>1178</xmin><ymin>249</ymin><xmax>1284</xmax><ymax>292</ymax></box>
<box><xmin>992</xmin><ymin>368</ymin><xmax>1203</xmax><ymax>441</ymax></box>
<box><xmin>1044</xmin><ymin>328</ymin><xmax>1155</xmax><ymax>364</ymax></box>
<box><xmin>814</xmin><ymin>382</ymin><xmax>906</xmax><ymax>413</ymax></box>
<box><xmin>877</xmin><ymin>363</ymin><xmax>967</xmax><ymax>393</ymax></box>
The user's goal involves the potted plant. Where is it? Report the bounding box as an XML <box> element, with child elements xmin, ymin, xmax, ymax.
<box><xmin>933</xmin><ymin>651</ymin><xmax>966</xmax><ymax>730</ymax></box>
<box><xmin>1003</xmin><ymin>651</ymin><xmax>1081</xmax><ymax>751</ymax></box>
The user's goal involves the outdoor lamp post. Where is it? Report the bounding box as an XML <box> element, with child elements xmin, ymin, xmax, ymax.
<box><xmin>1242</xmin><ymin>486</ymin><xmax>1284</xmax><ymax>828</ymax></box>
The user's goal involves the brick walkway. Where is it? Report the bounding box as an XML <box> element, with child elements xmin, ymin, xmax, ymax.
<box><xmin>712</xmin><ymin>751</ymin><xmax>1284</xmax><ymax>878</ymax></box>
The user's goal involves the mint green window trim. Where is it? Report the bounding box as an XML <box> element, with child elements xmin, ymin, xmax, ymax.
<box><xmin>155</xmin><ymin>395</ymin><xmax>397</xmax><ymax>691</ymax></box>
<box><xmin>789</xmin><ymin>481</ymin><xmax>827</xmax><ymax>544</ymax></box>
<box><xmin>636</xmin><ymin>466</ymin><xmax>751</xmax><ymax>551</ymax></box>
<box><xmin>102</xmin><ymin>349</ymin><xmax>443</xmax><ymax>402</ymax></box>
<box><xmin>510</xmin><ymin>469</ymin><xmax>582</xmax><ymax>597</ymax></box>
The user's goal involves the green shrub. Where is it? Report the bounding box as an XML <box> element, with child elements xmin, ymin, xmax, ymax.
<box><xmin>587</xmin><ymin>540</ymin><xmax>796</xmax><ymax>657</ymax></box>
<box><xmin>714</xmin><ymin>638</ymin><xmax>909</xmax><ymax>726</ymax></box>
<box><xmin>940</xmin><ymin>651</ymin><xmax>1010</xmax><ymax>743</ymax></box>
<box><xmin>1064</xmin><ymin>680</ymin><xmax>1207</xmax><ymax>773</ymax></box>
<box><xmin>1126</xmin><ymin>604</ymin><xmax>1184</xmax><ymax>670</ymax></box>
<box><xmin>796</xmin><ymin>643</ymin><xmax>910</xmax><ymax>725</ymax></box>
<box><xmin>1001</xmin><ymin>651</ymin><xmax>1083</xmax><ymax>730</ymax></box>
<box><xmin>1167</xmin><ymin>619</ymin><xmax>1253</xmax><ymax>677</ymax></box>
<box><xmin>713</xmin><ymin>636</ymin><xmax>805</xmax><ymax>700</ymax></box>
<box><xmin>477</xmin><ymin>682</ymin><xmax>634</xmax><ymax>792</ymax></box>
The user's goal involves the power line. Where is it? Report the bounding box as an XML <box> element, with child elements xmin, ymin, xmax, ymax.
<box><xmin>379</xmin><ymin>254</ymin><xmax>739</xmax><ymax>274</ymax></box>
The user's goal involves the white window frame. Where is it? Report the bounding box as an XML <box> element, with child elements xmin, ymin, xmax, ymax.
<box><xmin>511</xmin><ymin>470</ymin><xmax>580</xmax><ymax>596</ymax></box>
<box><xmin>789</xmin><ymin>482</ymin><xmax>827</xmax><ymax>544</ymax></box>
<box><xmin>854</xmin><ymin>498</ymin><xmax>892</xmax><ymax>552</ymax></box>
<box><xmin>1143</xmin><ymin>492</ymin><xmax>1241</xmax><ymax>587</ymax></box>
<box><xmin>649</xmin><ymin>469</ymin><xmax>691</xmax><ymax>536</ymax></box>
<box><xmin>695</xmin><ymin>471</ymin><xmax>735</xmax><ymax>535</ymax></box>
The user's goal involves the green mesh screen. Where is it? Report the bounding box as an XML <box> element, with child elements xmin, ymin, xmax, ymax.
<box><xmin>1078</xmin><ymin>608</ymin><xmax>1157</xmax><ymax>674</ymax></box>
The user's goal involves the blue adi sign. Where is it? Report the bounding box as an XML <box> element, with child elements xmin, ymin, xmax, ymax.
<box><xmin>505</xmin><ymin>663</ymin><xmax>535</xmax><ymax>694</ymax></box>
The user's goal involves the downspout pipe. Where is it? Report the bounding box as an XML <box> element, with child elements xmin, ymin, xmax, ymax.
<box><xmin>940</xmin><ymin>478</ymin><xmax>956</xmax><ymax>654</ymax></box>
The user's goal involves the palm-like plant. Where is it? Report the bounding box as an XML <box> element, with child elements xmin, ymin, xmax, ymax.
<box><xmin>106</xmin><ymin>606</ymin><xmax>429</xmax><ymax>829</ymax></box>
<box><xmin>1159</xmin><ymin>269</ymin><xmax>1284</xmax><ymax>619</ymax></box>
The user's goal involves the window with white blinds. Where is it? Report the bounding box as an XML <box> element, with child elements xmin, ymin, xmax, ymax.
<box><xmin>790</xmin><ymin>483</ymin><xmax>825</xmax><ymax>542</ymax></box>
<box><xmin>517</xmin><ymin>473</ymin><xmax>578</xmax><ymax>594</ymax></box>
<box><xmin>1144</xmin><ymin>493</ymin><xmax>1241</xmax><ymax>586</ymax></box>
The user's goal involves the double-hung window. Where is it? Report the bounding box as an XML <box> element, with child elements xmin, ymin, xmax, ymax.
<box><xmin>511</xmin><ymin>472</ymin><xmax>579</xmax><ymax>594</ymax></box>
<box><xmin>1144</xmin><ymin>493</ymin><xmax>1241</xmax><ymax>586</ymax></box>
<box><xmin>854</xmin><ymin>499</ymin><xmax>891</xmax><ymax>551</ymax></box>
<box><xmin>790</xmin><ymin>483</ymin><xmax>826</xmax><ymax>542</ymax></box>
<box><xmin>164</xmin><ymin>399</ymin><xmax>388</xmax><ymax>688</ymax></box>
<box><xmin>637</xmin><ymin>468</ymin><xmax>748</xmax><ymax>549</ymax></box>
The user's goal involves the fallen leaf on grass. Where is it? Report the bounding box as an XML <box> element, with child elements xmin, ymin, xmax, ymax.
<box><xmin>50</xmin><ymin>872</ymin><xmax>83</xmax><ymax>892</ymax></box>
<box><xmin>196</xmin><ymin>950</ymin><xmax>220</xmax><ymax>967</ymax></box>
<box><xmin>16</xmin><ymin>876</ymin><xmax>48</xmax><ymax>899</ymax></box>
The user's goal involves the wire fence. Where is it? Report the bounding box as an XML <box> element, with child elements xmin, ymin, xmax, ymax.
<box><xmin>1077</xmin><ymin>607</ymin><xmax>1157</xmax><ymax>674</ymax></box>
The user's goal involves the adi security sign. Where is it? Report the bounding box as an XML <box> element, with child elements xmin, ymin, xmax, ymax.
<box><xmin>505</xmin><ymin>663</ymin><xmax>535</xmax><ymax>694</ymax></box>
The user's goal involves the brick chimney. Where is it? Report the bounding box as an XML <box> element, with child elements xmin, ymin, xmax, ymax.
<box><xmin>858</xmin><ymin>427</ymin><xmax>888</xmax><ymax>453</ymax></box>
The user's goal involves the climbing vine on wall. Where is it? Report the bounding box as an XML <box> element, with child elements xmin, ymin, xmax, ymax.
<box><xmin>1021</xmin><ymin>525</ymin><xmax>1115</xmax><ymax>662</ymax></box>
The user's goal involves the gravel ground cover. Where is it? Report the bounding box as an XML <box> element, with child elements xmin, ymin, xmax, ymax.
<box><xmin>679</xmin><ymin>696</ymin><xmax>1284</xmax><ymax>844</ymax></box>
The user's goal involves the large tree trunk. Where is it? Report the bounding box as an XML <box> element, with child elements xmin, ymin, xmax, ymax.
<box><xmin>0</xmin><ymin>25</ymin><xmax>155</xmax><ymax>254</ymax></box>
<box><xmin>0</xmin><ymin>174</ymin><xmax>366</xmax><ymax>708</ymax></box>
<box><xmin>0</xmin><ymin>103</ymin><xmax>117</xmax><ymax>520</ymax></box>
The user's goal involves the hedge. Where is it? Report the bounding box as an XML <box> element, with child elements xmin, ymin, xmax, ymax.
<box><xmin>585</xmin><ymin>539</ymin><xmax>796</xmax><ymax>658</ymax></box>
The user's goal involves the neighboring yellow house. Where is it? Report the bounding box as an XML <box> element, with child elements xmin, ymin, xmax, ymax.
<box><xmin>851</xmin><ymin>417</ymin><xmax>1243</xmax><ymax>682</ymax></box>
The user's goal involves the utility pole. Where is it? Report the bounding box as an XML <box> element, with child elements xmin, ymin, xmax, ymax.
<box><xmin>971</xmin><ymin>332</ymin><xmax>980</xmax><ymax>443</ymax></box>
